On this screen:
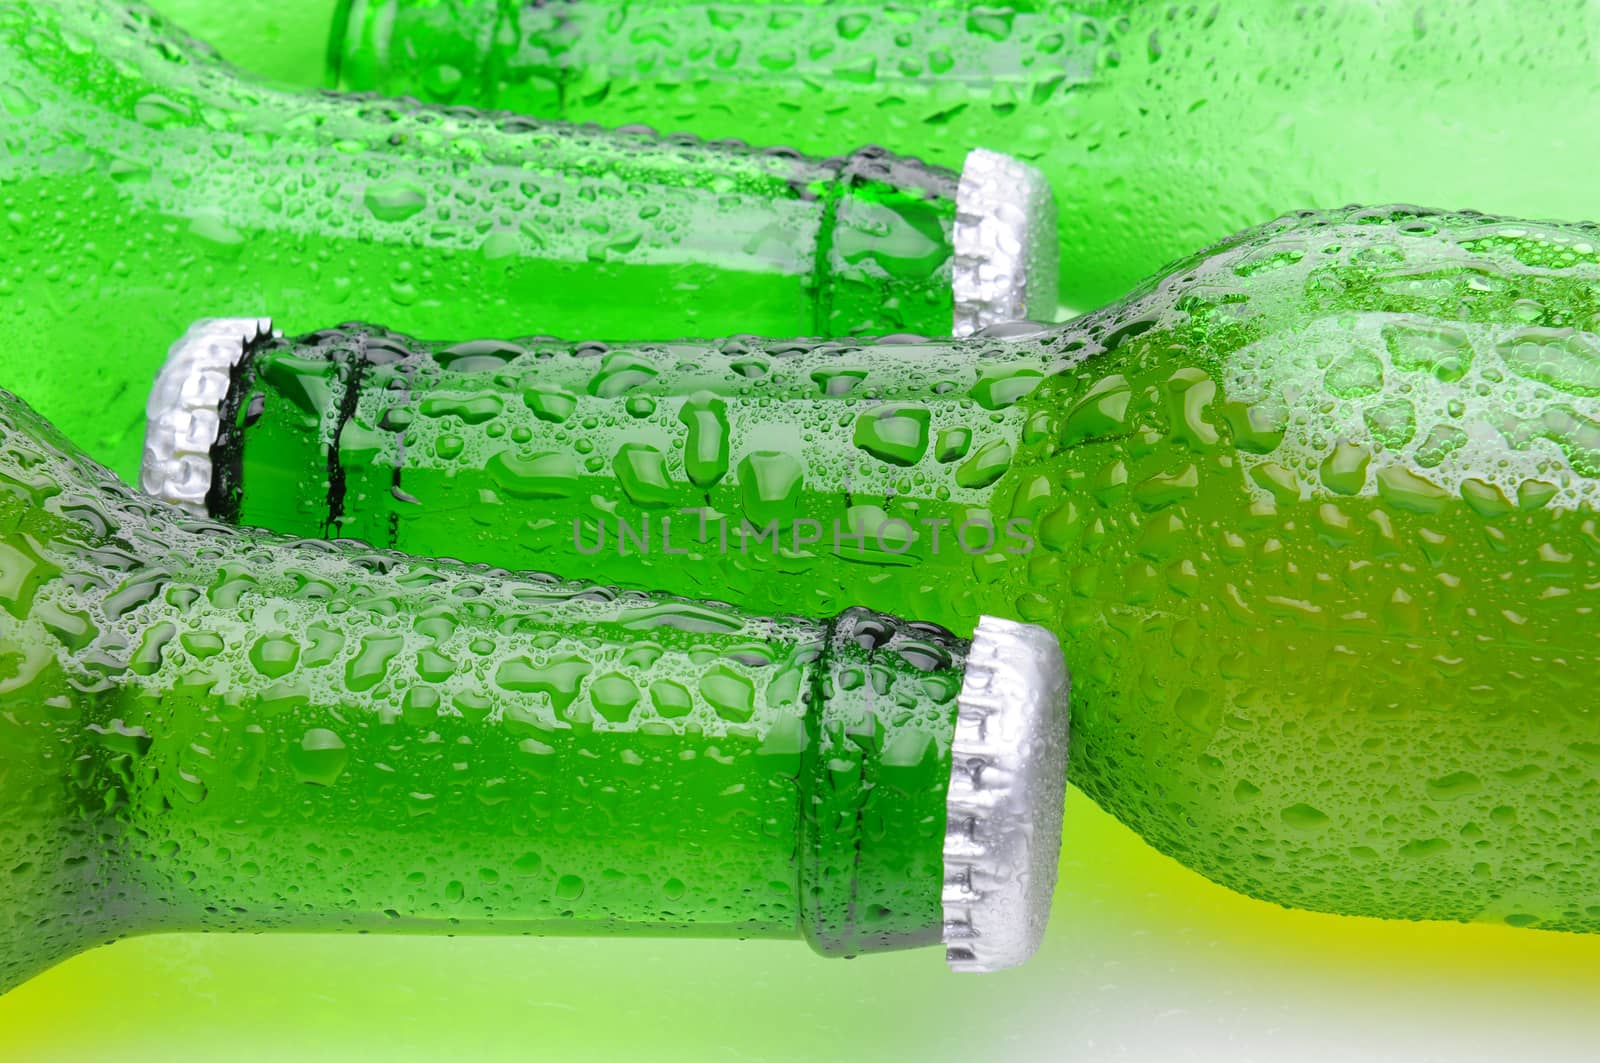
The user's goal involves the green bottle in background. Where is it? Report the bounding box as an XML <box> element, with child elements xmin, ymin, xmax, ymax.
<box><xmin>0</xmin><ymin>380</ymin><xmax>1070</xmax><ymax>993</ymax></box>
<box><xmin>148</xmin><ymin>206</ymin><xmax>1600</xmax><ymax>934</ymax></box>
<box><xmin>313</xmin><ymin>0</ymin><xmax>1600</xmax><ymax>316</ymax></box>
<box><xmin>0</xmin><ymin>0</ymin><xmax>1054</xmax><ymax>485</ymax></box>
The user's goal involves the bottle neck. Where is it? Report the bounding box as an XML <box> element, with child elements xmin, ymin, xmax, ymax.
<box><xmin>12</xmin><ymin>0</ymin><xmax>961</xmax><ymax>340</ymax></box>
<box><xmin>331</xmin><ymin>1</ymin><xmax>1079</xmax><ymax>113</ymax></box>
<box><xmin>201</xmin><ymin>323</ymin><xmax>1062</xmax><ymax>628</ymax></box>
<box><xmin>2</xmin><ymin>386</ymin><xmax>973</xmax><ymax>987</ymax></box>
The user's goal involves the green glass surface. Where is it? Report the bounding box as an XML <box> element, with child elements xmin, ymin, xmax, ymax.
<box><xmin>0</xmin><ymin>383</ymin><xmax>968</xmax><ymax>993</ymax></box>
<box><xmin>322</xmin><ymin>0</ymin><xmax>1600</xmax><ymax>317</ymax></box>
<box><xmin>214</xmin><ymin>205</ymin><xmax>1600</xmax><ymax>931</ymax></box>
<box><xmin>0</xmin><ymin>0</ymin><xmax>965</xmax><ymax>486</ymax></box>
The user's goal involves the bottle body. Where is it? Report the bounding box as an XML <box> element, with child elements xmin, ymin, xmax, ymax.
<box><xmin>1</xmin><ymin>383</ymin><xmax>1073</xmax><ymax>992</ymax></box>
<box><xmin>326</xmin><ymin>0</ymin><xmax>1600</xmax><ymax>317</ymax></box>
<box><xmin>172</xmin><ymin>206</ymin><xmax>1600</xmax><ymax>932</ymax></box>
<box><xmin>0</xmin><ymin>0</ymin><xmax>1055</xmax><ymax>483</ymax></box>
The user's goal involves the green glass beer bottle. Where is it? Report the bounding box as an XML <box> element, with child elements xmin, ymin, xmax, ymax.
<box><xmin>148</xmin><ymin>205</ymin><xmax>1600</xmax><ymax>934</ymax></box>
<box><xmin>0</xmin><ymin>381</ymin><xmax>1070</xmax><ymax>994</ymax></box>
<box><xmin>0</xmin><ymin>0</ymin><xmax>1055</xmax><ymax>483</ymax></box>
<box><xmin>319</xmin><ymin>0</ymin><xmax>1600</xmax><ymax>315</ymax></box>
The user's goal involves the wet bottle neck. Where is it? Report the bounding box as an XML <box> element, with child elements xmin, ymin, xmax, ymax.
<box><xmin>9</xmin><ymin>0</ymin><xmax>981</xmax><ymax>339</ymax></box>
<box><xmin>330</xmin><ymin>0</ymin><xmax>1083</xmax><ymax>115</ymax></box>
<box><xmin>160</xmin><ymin>321</ymin><xmax>1070</xmax><ymax>628</ymax></box>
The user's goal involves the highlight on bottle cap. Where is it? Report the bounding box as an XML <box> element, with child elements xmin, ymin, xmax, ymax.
<box><xmin>943</xmin><ymin>615</ymin><xmax>1071</xmax><ymax>973</ymax></box>
<box><xmin>952</xmin><ymin>148</ymin><xmax>1060</xmax><ymax>338</ymax></box>
<box><xmin>141</xmin><ymin>316</ymin><xmax>273</xmax><ymax>515</ymax></box>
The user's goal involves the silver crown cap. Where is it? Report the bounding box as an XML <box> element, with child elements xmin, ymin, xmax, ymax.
<box><xmin>943</xmin><ymin>615</ymin><xmax>1071</xmax><ymax>973</ymax></box>
<box><xmin>952</xmin><ymin>148</ymin><xmax>1060</xmax><ymax>337</ymax></box>
<box><xmin>141</xmin><ymin>316</ymin><xmax>272</xmax><ymax>515</ymax></box>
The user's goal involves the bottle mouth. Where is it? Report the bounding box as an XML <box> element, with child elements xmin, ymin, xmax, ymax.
<box><xmin>141</xmin><ymin>316</ymin><xmax>273</xmax><ymax>515</ymax></box>
<box><xmin>942</xmin><ymin>615</ymin><xmax>1072</xmax><ymax>973</ymax></box>
<box><xmin>952</xmin><ymin>148</ymin><xmax>1060</xmax><ymax>338</ymax></box>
